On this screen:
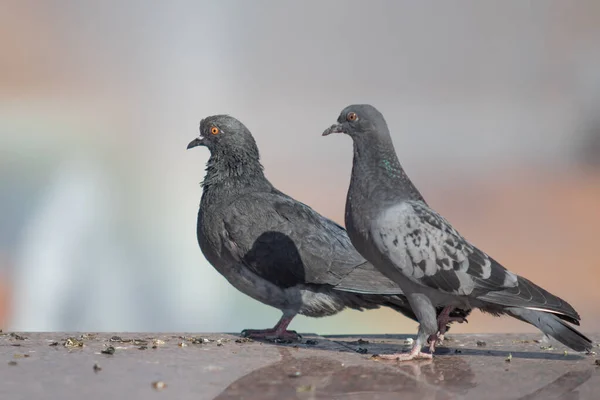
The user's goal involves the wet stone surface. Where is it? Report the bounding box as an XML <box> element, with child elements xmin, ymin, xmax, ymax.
<box><xmin>1</xmin><ymin>332</ymin><xmax>598</xmax><ymax>399</ymax></box>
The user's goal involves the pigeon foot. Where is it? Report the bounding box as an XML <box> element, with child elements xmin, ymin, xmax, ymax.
<box><xmin>240</xmin><ymin>328</ymin><xmax>301</xmax><ymax>342</ymax></box>
<box><xmin>372</xmin><ymin>344</ymin><xmax>433</xmax><ymax>361</ymax></box>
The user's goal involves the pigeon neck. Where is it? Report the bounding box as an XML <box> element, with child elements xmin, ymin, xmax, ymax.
<box><xmin>201</xmin><ymin>151</ymin><xmax>271</xmax><ymax>196</ymax></box>
<box><xmin>350</xmin><ymin>134</ymin><xmax>425</xmax><ymax>203</ymax></box>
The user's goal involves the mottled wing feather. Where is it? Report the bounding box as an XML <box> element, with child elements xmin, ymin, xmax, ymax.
<box><xmin>373</xmin><ymin>200</ymin><xmax>518</xmax><ymax>296</ymax></box>
<box><xmin>372</xmin><ymin>200</ymin><xmax>581</xmax><ymax>322</ymax></box>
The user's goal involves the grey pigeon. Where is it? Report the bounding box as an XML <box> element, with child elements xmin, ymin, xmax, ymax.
<box><xmin>187</xmin><ymin>114</ymin><xmax>469</xmax><ymax>341</ymax></box>
<box><xmin>323</xmin><ymin>104</ymin><xmax>593</xmax><ymax>359</ymax></box>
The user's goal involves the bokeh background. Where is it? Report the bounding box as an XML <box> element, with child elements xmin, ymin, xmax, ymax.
<box><xmin>1</xmin><ymin>0</ymin><xmax>599</xmax><ymax>334</ymax></box>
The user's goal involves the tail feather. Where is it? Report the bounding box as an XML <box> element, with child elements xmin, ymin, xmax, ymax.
<box><xmin>479</xmin><ymin>276</ymin><xmax>580</xmax><ymax>324</ymax></box>
<box><xmin>505</xmin><ymin>307</ymin><xmax>593</xmax><ymax>352</ymax></box>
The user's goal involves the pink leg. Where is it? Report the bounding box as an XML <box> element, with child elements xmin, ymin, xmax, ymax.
<box><xmin>241</xmin><ymin>315</ymin><xmax>300</xmax><ymax>341</ymax></box>
<box><xmin>430</xmin><ymin>306</ymin><xmax>468</xmax><ymax>344</ymax></box>
<box><xmin>373</xmin><ymin>341</ymin><xmax>433</xmax><ymax>362</ymax></box>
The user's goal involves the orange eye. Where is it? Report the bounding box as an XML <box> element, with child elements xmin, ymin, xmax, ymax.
<box><xmin>347</xmin><ymin>112</ymin><xmax>358</xmax><ymax>122</ymax></box>
<box><xmin>210</xmin><ymin>126</ymin><xmax>220</xmax><ymax>135</ymax></box>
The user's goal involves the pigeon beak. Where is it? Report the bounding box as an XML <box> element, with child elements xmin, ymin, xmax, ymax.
<box><xmin>187</xmin><ymin>137</ymin><xmax>205</xmax><ymax>149</ymax></box>
<box><xmin>322</xmin><ymin>123</ymin><xmax>345</xmax><ymax>136</ymax></box>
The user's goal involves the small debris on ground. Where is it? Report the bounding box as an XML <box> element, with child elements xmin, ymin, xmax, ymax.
<box><xmin>216</xmin><ymin>339</ymin><xmax>223</xmax><ymax>346</ymax></box>
<box><xmin>101</xmin><ymin>346</ymin><xmax>115</xmax><ymax>355</ymax></box>
<box><xmin>93</xmin><ymin>363</ymin><xmax>102</xmax><ymax>373</ymax></box>
<box><xmin>513</xmin><ymin>340</ymin><xmax>531</xmax><ymax>344</ymax></box>
<box><xmin>64</xmin><ymin>338</ymin><xmax>84</xmax><ymax>348</ymax></box>
<box><xmin>13</xmin><ymin>354</ymin><xmax>30</xmax><ymax>359</ymax></box>
<box><xmin>10</xmin><ymin>333</ymin><xmax>27</xmax><ymax>340</ymax></box>
<box><xmin>505</xmin><ymin>353</ymin><xmax>512</xmax><ymax>363</ymax></box>
<box><xmin>305</xmin><ymin>339</ymin><xmax>318</xmax><ymax>346</ymax></box>
<box><xmin>11</xmin><ymin>343</ymin><xmax>21</xmax><ymax>347</ymax></box>
<box><xmin>138</xmin><ymin>346</ymin><xmax>148</xmax><ymax>350</ymax></box>
<box><xmin>356</xmin><ymin>347</ymin><xmax>368</xmax><ymax>354</ymax></box>
<box><xmin>288</xmin><ymin>371</ymin><xmax>302</xmax><ymax>378</ymax></box>
<box><xmin>178</xmin><ymin>342</ymin><xmax>187</xmax><ymax>347</ymax></box>
<box><xmin>152</xmin><ymin>381</ymin><xmax>167</xmax><ymax>391</ymax></box>
<box><xmin>476</xmin><ymin>341</ymin><xmax>486</xmax><ymax>347</ymax></box>
<box><xmin>594</xmin><ymin>359</ymin><xmax>600</xmax><ymax>366</ymax></box>
<box><xmin>153</xmin><ymin>339</ymin><xmax>165</xmax><ymax>346</ymax></box>
<box><xmin>296</xmin><ymin>385</ymin><xmax>314</xmax><ymax>393</ymax></box>
<box><xmin>563</xmin><ymin>351</ymin><xmax>568</xmax><ymax>356</ymax></box>
<box><xmin>8</xmin><ymin>361</ymin><xmax>17</xmax><ymax>366</ymax></box>
<box><xmin>403</xmin><ymin>338</ymin><xmax>414</xmax><ymax>346</ymax></box>
<box><xmin>49</xmin><ymin>342</ymin><xmax>59</xmax><ymax>347</ymax></box>
<box><xmin>235</xmin><ymin>338</ymin><xmax>252</xmax><ymax>343</ymax></box>
<box><xmin>133</xmin><ymin>339</ymin><xmax>148</xmax><ymax>346</ymax></box>
<box><xmin>540</xmin><ymin>345</ymin><xmax>554</xmax><ymax>351</ymax></box>
<box><xmin>110</xmin><ymin>336</ymin><xmax>124</xmax><ymax>342</ymax></box>
<box><xmin>79</xmin><ymin>333</ymin><xmax>97</xmax><ymax>340</ymax></box>
<box><xmin>454</xmin><ymin>349</ymin><xmax>462</xmax><ymax>354</ymax></box>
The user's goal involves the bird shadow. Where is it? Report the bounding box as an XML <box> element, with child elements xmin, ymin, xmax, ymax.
<box><xmin>236</xmin><ymin>333</ymin><xmax>591</xmax><ymax>361</ymax></box>
<box><xmin>325</xmin><ymin>333</ymin><xmax>590</xmax><ymax>361</ymax></box>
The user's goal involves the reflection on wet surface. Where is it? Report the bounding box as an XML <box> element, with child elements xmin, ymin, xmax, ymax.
<box><xmin>215</xmin><ymin>334</ymin><xmax>598</xmax><ymax>400</ymax></box>
<box><xmin>1</xmin><ymin>332</ymin><xmax>597</xmax><ymax>399</ymax></box>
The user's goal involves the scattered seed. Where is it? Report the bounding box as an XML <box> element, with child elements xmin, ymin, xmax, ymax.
<box><xmin>64</xmin><ymin>338</ymin><xmax>84</xmax><ymax>348</ymax></box>
<box><xmin>505</xmin><ymin>353</ymin><xmax>512</xmax><ymax>363</ymax></box>
<box><xmin>93</xmin><ymin>363</ymin><xmax>102</xmax><ymax>373</ymax></box>
<box><xmin>305</xmin><ymin>339</ymin><xmax>318</xmax><ymax>346</ymax></box>
<box><xmin>476</xmin><ymin>341</ymin><xmax>486</xmax><ymax>347</ymax></box>
<box><xmin>296</xmin><ymin>385</ymin><xmax>314</xmax><ymax>393</ymax></box>
<box><xmin>152</xmin><ymin>381</ymin><xmax>167</xmax><ymax>391</ymax></box>
<box><xmin>101</xmin><ymin>346</ymin><xmax>115</xmax><ymax>355</ymax></box>
<box><xmin>79</xmin><ymin>333</ymin><xmax>96</xmax><ymax>340</ymax></box>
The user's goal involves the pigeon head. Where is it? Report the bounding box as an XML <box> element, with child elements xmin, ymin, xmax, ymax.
<box><xmin>188</xmin><ymin>115</ymin><xmax>265</xmax><ymax>188</ymax></box>
<box><xmin>322</xmin><ymin>104</ymin><xmax>390</xmax><ymax>141</ymax></box>
<box><xmin>187</xmin><ymin>114</ymin><xmax>260</xmax><ymax>160</ymax></box>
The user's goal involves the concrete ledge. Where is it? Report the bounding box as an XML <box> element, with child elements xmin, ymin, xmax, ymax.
<box><xmin>1</xmin><ymin>332</ymin><xmax>599</xmax><ymax>399</ymax></box>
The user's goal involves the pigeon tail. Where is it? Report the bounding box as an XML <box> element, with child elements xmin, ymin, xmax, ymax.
<box><xmin>478</xmin><ymin>276</ymin><xmax>581</xmax><ymax>325</ymax></box>
<box><xmin>504</xmin><ymin>307</ymin><xmax>593</xmax><ymax>352</ymax></box>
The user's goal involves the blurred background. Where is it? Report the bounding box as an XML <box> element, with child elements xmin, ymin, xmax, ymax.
<box><xmin>1</xmin><ymin>0</ymin><xmax>599</xmax><ymax>334</ymax></box>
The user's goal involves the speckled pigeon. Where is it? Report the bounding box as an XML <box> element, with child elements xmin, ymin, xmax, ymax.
<box><xmin>323</xmin><ymin>104</ymin><xmax>593</xmax><ymax>359</ymax></box>
<box><xmin>187</xmin><ymin>114</ymin><xmax>469</xmax><ymax>341</ymax></box>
